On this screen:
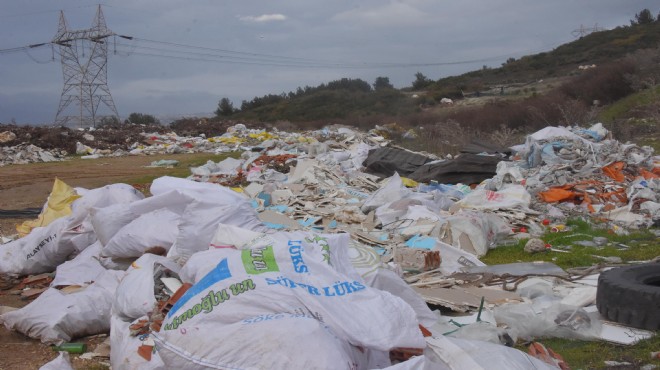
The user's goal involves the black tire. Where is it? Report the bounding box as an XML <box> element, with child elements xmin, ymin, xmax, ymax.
<box><xmin>596</xmin><ymin>262</ymin><xmax>660</xmax><ymax>330</ymax></box>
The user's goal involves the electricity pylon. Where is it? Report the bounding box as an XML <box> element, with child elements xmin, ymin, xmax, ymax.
<box><xmin>571</xmin><ymin>23</ymin><xmax>605</xmax><ymax>38</ymax></box>
<box><xmin>53</xmin><ymin>5</ymin><xmax>119</xmax><ymax>128</ymax></box>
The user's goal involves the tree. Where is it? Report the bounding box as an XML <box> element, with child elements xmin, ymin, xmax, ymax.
<box><xmin>373</xmin><ymin>76</ymin><xmax>393</xmax><ymax>91</ymax></box>
<box><xmin>126</xmin><ymin>113</ymin><xmax>159</xmax><ymax>125</ymax></box>
<box><xmin>631</xmin><ymin>9</ymin><xmax>654</xmax><ymax>25</ymax></box>
<box><xmin>412</xmin><ymin>72</ymin><xmax>432</xmax><ymax>90</ymax></box>
<box><xmin>215</xmin><ymin>97</ymin><xmax>235</xmax><ymax>117</ymax></box>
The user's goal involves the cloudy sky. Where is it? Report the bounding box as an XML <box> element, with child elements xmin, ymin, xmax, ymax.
<box><xmin>0</xmin><ymin>1</ymin><xmax>656</xmax><ymax>124</ymax></box>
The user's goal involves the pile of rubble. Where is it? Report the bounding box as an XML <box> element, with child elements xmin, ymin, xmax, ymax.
<box><xmin>0</xmin><ymin>122</ymin><xmax>658</xmax><ymax>369</ymax></box>
<box><xmin>0</xmin><ymin>143</ymin><xmax>67</xmax><ymax>166</ymax></box>
<box><xmin>0</xmin><ymin>122</ymin><xmax>294</xmax><ymax>165</ymax></box>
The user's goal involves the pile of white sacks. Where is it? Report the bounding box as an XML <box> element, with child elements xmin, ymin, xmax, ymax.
<box><xmin>0</xmin><ymin>175</ymin><xmax>557</xmax><ymax>369</ymax></box>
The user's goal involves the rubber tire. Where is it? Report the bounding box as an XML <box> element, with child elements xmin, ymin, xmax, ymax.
<box><xmin>596</xmin><ymin>262</ymin><xmax>660</xmax><ymax>330</ymax></box>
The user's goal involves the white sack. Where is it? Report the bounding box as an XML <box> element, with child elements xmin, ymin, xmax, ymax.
<box><xmin>441</xmin><ymin>212</ymin><xmax>511</xmax><ymax>257</ymax></box>
<box><xmin>69</xmin><ymin>184</ymin><xmax>143</xmax><ymax>226</ymax></box>
<box><xmin>64</xmin><ymin>183</ymin><xmax>144</xmax><ymax>253</ymax></box>
<box><xmin>90</xmin><ymin>204</ymin><xmax>138</xmax><ymax>247</ymax></box>
<box><xmin>110</xmin><ymin>315</ymin><xmax>165</xmax><ymax>370</ymax></box>
<box><xmin>51</xmin><ymin>241</ymin><xmax>106</xmax><ymax>287</ymax></box>
<box><xmin>102</xmin><ymin>209</ymin><xmax>180</xmax><ymax>258</ymax></box>
<box><xmin>0</xmin><ymin>218</ymin><xmax>69</xmax><ymax>275</ymax></box>
<box><xmin>154</xmin><ymin>315</ymin><xmax>375</xmax><ymax>370</ymax></box>
<box><xmin>209</xmin><ymin>223</ymin><xmax>265</xmax><ymax>249</ymax></box>
<box><xmin>150</xmin><ymin>176</ymin><xmax>246</xmax><ymax>204</ymax></box>
<box><xmin>39</xmin><ymin>352</ymin><xmax>74</xmax><ymax>370</ymax></box>
<box><xmin>0</xmin><ymin>270</ymin><xmax>122</xmax><ymax>344</ymax></box>
<box><xmin>348</xmin><ymin>240</ymin><xmax>437</xmax><ymax>327</ymax></box>
<box><xmin>91</xmin><ymin>189</ymin><xmax>192</xmax><ymax>247</ymax></box>
<box><xmin>113</xmin><ymin>254</ymin><xmax>181</xmax><ymax>321</ymax></box>
<box><xmin>167</xmin><ymin>199</ymin><xmax>265</xmax><ymax>262</ymax></box>
<box><xmin>160</xmin><ymin>231</ymin><xmax>424</xmax><ymax>358</ymax></box>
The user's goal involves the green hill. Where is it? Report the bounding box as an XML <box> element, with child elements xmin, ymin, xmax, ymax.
<box><xmin>219</xmin><ymin>21</ymin><xmax>659</xmax><ymax>124</ymax></box>
<box><xmin>196</xmin><ymin>16</ymin><xmax>658</xmax><ymax>153</ymax></box>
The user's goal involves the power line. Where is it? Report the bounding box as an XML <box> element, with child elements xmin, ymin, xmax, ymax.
<box><xmin>4</xmin><ymin>36</ymin><xmax>553</xmax><ymax>70</ymax></box>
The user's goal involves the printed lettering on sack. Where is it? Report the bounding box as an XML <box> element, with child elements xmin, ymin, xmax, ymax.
<box><xmin>265</xmin><ymin>276</ymin><xmax>365</xmax><ymax>297</ymax></box>
<box><xmin>26</xmin><ymin>233</ymin><xmax>57</xmax><ymax>260</ymax></box>
<box><xmin>241</xmin><ymin>310</ymin><xmax>324</xmax><ymax>325</ymax></box>
<box><xmin>241</xmin><ymin>245</ymin><xmax>280</xmax><ymax>275</ymax></box>
<box><xmin>288</xmin><ymin>240</ymin><xmax>308</xmax><ymax>273</ymax></box>
<box><xmin>164</xmin><ymin>278</ymin><xmax>256</xmax><ymax>331</ymax></box>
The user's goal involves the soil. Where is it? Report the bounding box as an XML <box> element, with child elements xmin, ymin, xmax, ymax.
<box><xmin>0</xmin><ymin>153</ymin><xmax>211</xmax><ymax>370</ymax></box>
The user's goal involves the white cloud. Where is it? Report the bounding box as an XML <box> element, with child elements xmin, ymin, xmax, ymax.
<box><xmin>239</xmin><ymin>14</ymin><xmax>287</xmax><ymax>23</ymax></box>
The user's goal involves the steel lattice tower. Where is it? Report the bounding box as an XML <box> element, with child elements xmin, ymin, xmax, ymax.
<box><xmin>53</xmin><ymin>5</ymin><xmax>119</xmax><ymax>128</ymax></box>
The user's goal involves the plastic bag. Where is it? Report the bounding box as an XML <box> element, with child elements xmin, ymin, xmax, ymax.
<box><xmin>17</xmin><ymin>178</ymin><xmax>80</xmax><ymax>237</ymax></box>
<box><xmin>494</xmin><ymin>301</ymin><xmax>602</xmax><ymax>341</ymax></box>
<box><xmin>362</xmin><ymin>173</ymin><xmax>410</xmax><ymax>213</ymax></box>
<box><xmin>424</xmin><ymin>335</ymin><xmax>557</xmax><ymax>370</ymax></box>
<box><xmin>457</xmin><ymin>185</ymin><xmax>531</xmax><ymax>210</ymax></box>
<box><xmin>434</xmin><ymin>240</ymin><xmax>485</xmax><ymax>275</ymax></box>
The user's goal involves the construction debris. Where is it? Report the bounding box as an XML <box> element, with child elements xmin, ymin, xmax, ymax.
<box><xmin>0</xmin><ymin>121</ymin><xmax>658</xmax><ymax>369</ymax></box>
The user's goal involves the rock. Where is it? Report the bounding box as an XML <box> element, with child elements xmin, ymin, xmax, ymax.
<box><xmin>524</xmin><ymin>238</ymin><xmax>546</xmax><ymax>253</ymax></box>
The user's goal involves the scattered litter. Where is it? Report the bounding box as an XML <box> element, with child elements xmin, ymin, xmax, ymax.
<box><xmin>1</xmin><ymin>122</ymin><xmax>657</xmax><ymax>368</ymax></box>
<box><xmin>146</xmin><ymin>159</ymin><xmax>179</xmax><ymax>168</ymax></box>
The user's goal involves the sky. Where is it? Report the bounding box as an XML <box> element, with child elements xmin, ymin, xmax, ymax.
<box><xmin>0</xmin><ymin>1</ymin><xmax>656</xmax><ymax>124</ymax></box>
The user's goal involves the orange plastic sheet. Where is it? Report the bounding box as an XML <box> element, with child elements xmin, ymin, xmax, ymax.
<box><xmin>640</xmin><ymin>168</ymin><xmax>659</xmax><ymax>180</ymax></box>
<box><xmin>602</xmin><ymin>161</ymin><xmax>625</xmax><ymax>182</ymax></box>
<box><xmin>538</xmin><ymin>187</ymin><xmax>578</xmax><ymax>203</ymax></box>
<box><xmin>538</xmin><ymin>180</ymin><xmax>628</xmax><ymax>213</ymax></box>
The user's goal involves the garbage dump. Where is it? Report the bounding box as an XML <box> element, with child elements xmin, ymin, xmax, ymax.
<box><xmin>0</xmin><ymin>122</ymin><xmax>658</xmax><ymax>369</ymax></box>
<box><xmin>0</xmin><ymin>143</ymin><xmax>66</xmax><ymax>166</ymax></box>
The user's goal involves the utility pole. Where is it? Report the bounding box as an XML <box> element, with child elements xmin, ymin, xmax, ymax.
<box><xmin>53</xmin><ymin>5</ymin><xmax>119</xmax><ymax>128</ymax></box>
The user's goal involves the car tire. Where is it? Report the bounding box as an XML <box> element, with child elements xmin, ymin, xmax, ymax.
<box><xmin>596</xmin><ymin>263</ymin><xmax>660</xmax><ymax>330</ymax></box>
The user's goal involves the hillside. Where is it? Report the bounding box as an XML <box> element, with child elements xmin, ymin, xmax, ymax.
<box><xmin>426</xmin><ymin>21</ymin><xmax>660</xmax><ymax>99</ymax></box>
<box><xmin>180</xmin><ymin>18</ymin><xmax>659</xmax><ymax>156</ymax></box>
<box><xmin>213</xmin><ymin>21</ymin><xmax>659</xmax><ymax>123</ymax></box>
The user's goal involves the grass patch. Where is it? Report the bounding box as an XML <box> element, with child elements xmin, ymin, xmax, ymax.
<box><xmin>518</xmin><ymin>335</ymin><xmax>660</xmax><ymax>369</ymax></box>
<box><xmin>482</xmin><ymin>219</ymin><xmax>659</xmax><ymax>269</ymax></box>
<box><xmin>599</xmin><ymin>85</ymin><xmax>660</xmax><ymax>123</ymax></box>
<box><xmin>483</xmin><ymin>219</ymin><xmax>659</xmax><ymax>368</ymax></box>
<box><xmin>638</xmin><ymin>136</ymin><xmax>660</xmax><ymax>152</ymax></box>
<box><xmin>125</xmin><ymin>152</ymin><xmax>240</xmax><ymax>185</ymax></box>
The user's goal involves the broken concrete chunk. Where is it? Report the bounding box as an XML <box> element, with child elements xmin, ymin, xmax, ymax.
<box><xmin>394</xmin><ymin>247</ymin><xmax>441</xmax><ymax>271</ymax></box>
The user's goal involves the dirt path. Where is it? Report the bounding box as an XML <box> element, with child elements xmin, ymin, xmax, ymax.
<box><xmin>0</xmin><ymin>153</ymin><xmax>222</xmax><ymax>369</ymax></box>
